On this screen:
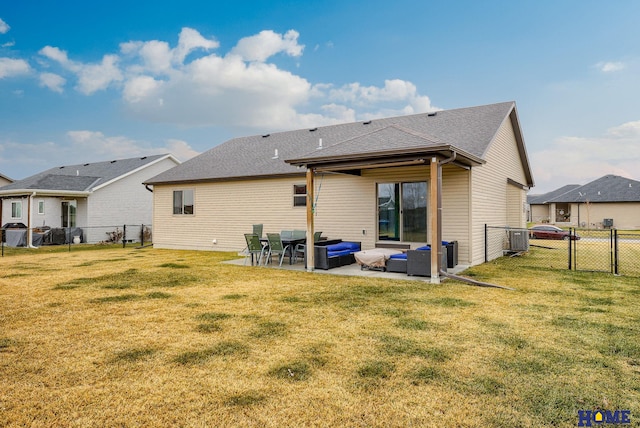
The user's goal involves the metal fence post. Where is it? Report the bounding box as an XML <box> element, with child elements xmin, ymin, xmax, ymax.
<box><xmin>140</xmin><ymin>224</ymin><xmax>144</xmax><ymax>247</ymax></box>
<box><xmin>484</xmin><ymin>224</ymin><xmax>488</xmax><ymax>263</ymax></box>
<box><xmin>613</xmin><ymin>229</ymin><xmax>619</xmax><ymax>275</ymax></box>
<box><xmin>122</xmin><ymin>225</ymin><xmax>127</xmax><ymax>248</ymax></box>
<box><xmin>568</xmin><ymin>228</ymin><xmax>572</xmax><ymax>270</ymax></box>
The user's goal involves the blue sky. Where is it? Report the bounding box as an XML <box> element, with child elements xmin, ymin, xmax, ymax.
<box><xmin>1</xmin><ymin>0</ymin><xmax>639</xmax><ymax>193</ymax></box>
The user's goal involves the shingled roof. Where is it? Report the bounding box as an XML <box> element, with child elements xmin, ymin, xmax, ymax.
<box><xmin>538</xmin><ymin>175</ymin><xmax>640</xmax><ymax>203</ymax></box>
<box><xmin>0</xmin><ymin>154</ymin><xmax>174</xmax><ymax>195</ymax></box>
<box><xmin>527</xmin><ymin>184</ymin><xmax>581</xmax><ymax>205</ymax></box>
<box><xmin>146</xmin><ymin>101</ymin><xmax>532</xmax><ymax>185</ymax></box>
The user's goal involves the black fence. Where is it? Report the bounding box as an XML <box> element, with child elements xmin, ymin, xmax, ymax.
<box><xmin>485</xmin><ymin>225</ymin><xmax>640</xmax><ymax>277</ymax></box>
<box><xmin>1</xmin><ymin>224</ymin><xmax>152</xmax><ymax>256</ymax></box>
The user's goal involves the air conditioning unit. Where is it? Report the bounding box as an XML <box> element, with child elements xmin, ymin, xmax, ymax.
<box><xmin>603</xmin><ymin>218</ymin><xmax>613</xmax><ymax>228</ymax></box>
<box><xmin>509</xmin><ymin>230</ymin><xmax>529</xmax><ymax>252</ymax></box>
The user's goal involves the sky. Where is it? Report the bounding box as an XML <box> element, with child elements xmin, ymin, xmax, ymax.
<box><xmin>1</xmin><ymin>0</ymin><xmax>639</xmax><ymax>193</ymax></box>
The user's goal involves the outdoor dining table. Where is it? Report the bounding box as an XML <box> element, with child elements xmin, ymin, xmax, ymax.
<box><xmin>260</xmin><ymin>237</ymin><xmax>306</xmax><ymax>265</ymax></box>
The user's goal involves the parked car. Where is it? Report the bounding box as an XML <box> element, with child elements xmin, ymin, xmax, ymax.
<box><xmin>529</xmin><ymin>225</ymin><xmax>580</xmax><ymax>240</ymax></box>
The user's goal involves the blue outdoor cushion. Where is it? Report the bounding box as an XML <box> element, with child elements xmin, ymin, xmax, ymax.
<box><xmin>326</xmin><ymin>242</ymin><xmax>360</xmax><ymax>252</ymax></box>
<box><xmin>326</xmin><ymin>243</ymin><xmax>350</xmax><ymax>251</ymax></box>
<box><xmin>389</xmin><ymin>253</ymin><xmax>407</xmax><ymax>260</ymax></box>
<box><xmin>416</xmin><ymin>245</ymin><xmax>431</xmax><ymax>251</ymax></box>
<box><xmin>328</xmin><ymin>249</ymin><xmax>352</xmax><ymax>258</ymax></box>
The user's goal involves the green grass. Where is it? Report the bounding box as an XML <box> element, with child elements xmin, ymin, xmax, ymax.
<box><xmin>1</xmin><ymin>246</ymin><xmax>639</xmax><ymax>427</ymax></box>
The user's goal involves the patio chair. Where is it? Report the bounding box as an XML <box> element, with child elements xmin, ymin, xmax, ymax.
<box><xmin>280</xmin><ymin>230</ymin><xmax>293</xmax><ymax>239</ymax></box>
<box><xmin>252</xmin><ymin>224</ymin><xmax>263</xmax><ymax>238</ymax></box>
<box><xmin>244</xmin><ymin>233</ymin><xmax>266</xmax><ymax>266</ymax></box>
<box><xmin>293</xmin><ymin>231</ymin><xmax>322</xmax><ymax>264</ymax></box>
<box><xmin>265</xmin><ymin>233</ymin><xmax>291</xmax><ymax>267</ymax></box>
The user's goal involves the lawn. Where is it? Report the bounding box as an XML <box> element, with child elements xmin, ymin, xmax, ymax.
<box><xmin>1</xmin><ymin>247</ymin><xmax>639</xmax><ymax>427</ymax></box>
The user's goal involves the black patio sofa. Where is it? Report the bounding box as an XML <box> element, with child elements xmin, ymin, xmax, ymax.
<box><xmin>312</xmin><ymin>239</ymin><xmax>362</xmax><ymax>270</ymax></box>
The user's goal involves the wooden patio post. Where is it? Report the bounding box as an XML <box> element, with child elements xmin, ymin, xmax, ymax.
<box><xmin>430</xmin><ymin>157</ymin><xmax>441</xmax><ymax>283</ymax></box>
<box><xmin>306</xmin><ymin>167</ymin><xmax>315</xmax><ymax>272</ymax></box>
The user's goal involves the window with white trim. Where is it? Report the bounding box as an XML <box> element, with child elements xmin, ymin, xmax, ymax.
<box><xmin>173</xmin><ymin>189</ymin><xmax>194</xmax><ymax>215</ymax></box>
<box><xmin>11</xmin><ymin>201</ymin><xmax>22</xmax><ymax>219</ymax></box>
<box><xmin>38</xmin><ymin>200</ymin><xmax>45</xmax><ymax>215</ymax></box>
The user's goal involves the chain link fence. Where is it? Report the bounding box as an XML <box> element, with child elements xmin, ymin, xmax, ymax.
<box><xmin>486</xmin><ymin>225</ymin><xmax>640</xmax><ymax>277</ymax></box>
<box><xmin>1</xmin><ymin>224</ymin><xmax>152</xmax><ymax>256</ymax></box>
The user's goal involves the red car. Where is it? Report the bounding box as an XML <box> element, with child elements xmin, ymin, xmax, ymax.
<box><xmin>529</xmin><ymin>225</ymin><xmax>580</xmax><ymax>240</ymax></box>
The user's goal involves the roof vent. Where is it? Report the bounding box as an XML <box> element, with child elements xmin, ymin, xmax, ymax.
<box><xmin>272</xmin><ymin>149</ymin><xmax>279</xmax><ymax>159</ymax></box>
<box><xmin>317</xmin><ymin>138</ymin><xmax>323</xmax><ymax>150</ymax></box>
<box><xmin>309</xmin><ymin>127</ymin><xmax>318</xmax><ymax>132</ymax></box>
<box><xmin>363</xmin><ymin>120</ymin><xmax>372</xmax><ymax>125</ymax></box>
<box><xmin>428</xmin><ymin>112</ymin><xmax>437</xmax><ymax>117</ymax></box>
<box><xmin>83</xmin><ymin>163</ymin><xmax>90</xmax><ymax>166</ymax></box>
<box><xmin>140</xmin><ymin>156</ymin><xmax>147</xmax><ymax>160</ymax></box>
<box><xmin>110</xmin><ymin>160</ymin><xmax>117</xmax><ymax>164</ymax></box>
<box><xmin>59</xmin><ymin>166</ymin><xmax>65</xmax><ymax>169</ymax></box>
<box><xmin>262</xmin><ymin>134</ymin><xmax>270</xmax><ymax>138</ymax></box>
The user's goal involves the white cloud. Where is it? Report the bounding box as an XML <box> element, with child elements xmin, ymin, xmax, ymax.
<box><xmin>0</xmin><ymin>18</ymin><xmax>9</xmax><ymax>34</ymax></box>
<box><xmin>66</xmin><ymin>130</ymin><xmax>200</xmax><ymax>162</ymax></box>
<box><xmin>531</xmin><ymin>120</ymin><xmax>640</xmax><ymax>192</ymax></box>
<box><xmin>33</xmin><ymin>28</ymin><xmax>434</xmax><ymax>131</ymax></box>
<box><xmin>39</xmin><ymin>46</ymin><xmax>75</xmax><ymax>69</ymax></box>
<box><xmin>123</xmin><ymin>75</ymin><xmax>163</xmax><ymax>103</ymax></box>
<box><xmin>39</xmin><ymin>46</ymin><xmax>123</xmax><ymax>94</ymax></box>
<box><xmin>174</xmin><ymin>27</ymin><xmax>219</xmax><ymax>63</ymax></box>
<box><xmin>0</xmin><ymin>57</ymin><xmax>31</xmax><ymax>78</ymax></box>
<box><xmin>164</xmin><ymin>139</ymin><xmax>200</xmax><ymax>161</ymax></box>
<box><xmin>0</xmin><ymin>132</ymin><xmax>200</xmax><ymax>176</ymax></box>
<box><xmin>75</xmin><ymin>54</ymin><xmax>123</xmax><ymax>94</ymax></box>
<box><xmin>596</xmin><ymin>61</ymin><xmax>625</xmax><ymax>73</ymax></box>
<box><xmin>39</xmin><ymin>72</ymin><xmax>66</xmax><ymax>93</ymax></box>
<box><xmin>230</xmin><ymin>30</ymin><xmax>303</xmax><ymax>62</ymax></box>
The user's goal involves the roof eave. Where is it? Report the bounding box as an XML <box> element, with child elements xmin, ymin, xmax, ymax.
<box><xmin>285</xmin><ymin>146</ymin><xmax>485</xmax><ymax>169</ymax></box>
<box><xmin>0</xmin><ymin>189</ymin><xmax>92</xmax><ymax>198</ymax></box>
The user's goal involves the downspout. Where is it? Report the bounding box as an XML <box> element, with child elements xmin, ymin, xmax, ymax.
<box><xmin>28</xmin><ymin>192</ymin><xmax>38</xmax><ymax>248</ymax></box>
<box><xmin>145</xmin><ymin>184</ymin><xmax>153</xmax><ymax>193</ymax></box>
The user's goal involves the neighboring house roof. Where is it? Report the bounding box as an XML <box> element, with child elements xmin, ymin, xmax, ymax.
<box><xmin>530</xmin><ymin>175</ymin><xmax>640</xmax><ymax>204</ymax></box>
<box><xmin>0</xmin><ymin>173</ymin><xmax>13</xmax><ymax>183</ymax></box>
<box><xmin>146</xmin><ymin>101</ymin><xmax>533</xmax><ymax>186</ymax></box>
<box><xmin>0</xmin><ymin>154</ymin><xmax>178</xmax><ymax>196</ymax></box>
<box><xmin>527</xmin><ymin>184</ymin><xmax>580</xmax><ymax>205</ymax></box>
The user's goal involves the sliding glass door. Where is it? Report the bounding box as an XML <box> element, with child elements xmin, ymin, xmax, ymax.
<box><xmin>377</xmin><ymin>182</ymin><xmax>427</xmax><ymax>242</ymax></box>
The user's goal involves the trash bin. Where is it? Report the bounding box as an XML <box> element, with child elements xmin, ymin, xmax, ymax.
<box><xmin>443</xmin><ymin>240</ymin><xmax>458</xmax><ymax>269</ymax></box>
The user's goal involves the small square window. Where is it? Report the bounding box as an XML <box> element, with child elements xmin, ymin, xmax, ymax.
<box><xmin>293</xmin><ymin>184</ymin><xmax>306</xmax><ymax>207</ymax></box>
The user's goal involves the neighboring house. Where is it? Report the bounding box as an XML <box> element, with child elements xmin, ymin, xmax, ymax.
<box><xmin>528</xmin><ymin>175</ymin><xmax>640</xmax><ymax>229</ymax></box>
<box><xmin>145</xmin><ymin>101</ymin><xmax>534</xmax><ymax>269</ymax></box>
<box><xmin>0</xmin><ymin>154</ymin><xmax>180</xmax><ymax>245</ymax></box>
<box><xmin>0</xmin><ymin>173</ymin><xmax>13</xmax><ymax>187</ymax></box>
